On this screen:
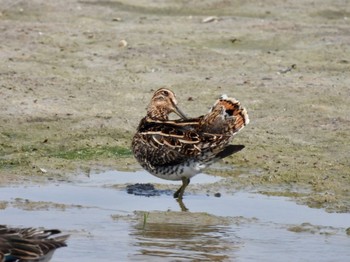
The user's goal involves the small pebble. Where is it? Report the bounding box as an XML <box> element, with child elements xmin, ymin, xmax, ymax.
<box><xmin>39</xmin><ymin>167</ymin><xmax>47</xmax><ymax>173</ymax></box>
<box><xmin>214</xmin><ymin>192</ymin><xmax>221</xmax><ymax>197</ymax></box>
<box><xmin>119</xmin><ymin>39</ymin><xmax>128</xmax><ymax>48</ymax></box>
<box><xmin>202</xmin><ymin>16</ymin><xmax>218</xmax><ymax>23</ymax></box>
<box><xmin>346</xmin><ymin>228</ymin><xmax>350</xmax><ymax>235</ymax></box>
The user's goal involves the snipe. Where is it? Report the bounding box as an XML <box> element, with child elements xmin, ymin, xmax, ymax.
<box><xmin>132</xmin><ymin>88</ymin><xmax>249</xmax><ymax>199</ymax></box>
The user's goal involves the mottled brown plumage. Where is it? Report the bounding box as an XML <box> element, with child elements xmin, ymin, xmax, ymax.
<box><xmin>0</xmin><ymin>225</ymin><xmax>69</xmax><ymax>262</ymax></box>
<box><xmin>146</xmin><ymin>88</ymin><xmax>187</xmax><ymax>120</ymax></box>
<box><xmin>132</xmin><ymin>88</ymin><xmax>249</xmax><ymax>199</ymax></box>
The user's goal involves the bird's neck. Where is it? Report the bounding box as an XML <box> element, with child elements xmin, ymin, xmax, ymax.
<box><xmin>147</xmin><ymin>105</ymin><xmax>169</xmax><ymax>121</ymax></box>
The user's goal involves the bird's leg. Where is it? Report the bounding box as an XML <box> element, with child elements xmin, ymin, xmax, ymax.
<box><xmin>173</xmin><ymin>185</ymin><xmax>182</xmax><ymax>199</ymax></box>
<box><xmin>173</xmin><ymin>177</ymin><xmax>190</xmax><ymax>199</ymax></box>
<box><xmin>176</xmin><ymin>198</ymin><xmax>189</xmax><ymax>212</ymax></box>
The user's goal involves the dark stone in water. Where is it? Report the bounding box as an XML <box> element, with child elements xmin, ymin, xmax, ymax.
<box><xmin>126</xmin><ymin>183</ymin><xmax>172</xmax><ymax>197</ymax></box>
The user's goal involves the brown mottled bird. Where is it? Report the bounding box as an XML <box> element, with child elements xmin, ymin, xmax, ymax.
<box><xmin>0</xmin><ymin>225</ymin><xmax>69</xmax><ymax>262</ymax></box>
<box><xmin>132</xmin><ymin>88</ymin><xmax>249</xmax><ymax>199</ymax></box>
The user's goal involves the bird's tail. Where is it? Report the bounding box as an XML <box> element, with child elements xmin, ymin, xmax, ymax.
<box><xmin>198</xmin><ymin>144</ymin><xmax>245</xmax><ymax>167</ymax></box>
<box><xmin>215</xmin><ymin>144</ymin><xmax>245</xmax><ymax>159</ymax></box>
<box><xmin>200</xmin><ymin>94</ymin><xmax>249</xmax><ymax>135</ymax></box>
<box><xmin>212</xmin><ymin>94</ymin><xmax>249</xmax><ymax>132</ymax></box>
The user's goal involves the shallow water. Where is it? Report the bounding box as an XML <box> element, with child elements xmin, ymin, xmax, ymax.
<box><xmin>1</xmin><ymin>170</ymin><xmax>349</xmax><ymax>261</ymax></box>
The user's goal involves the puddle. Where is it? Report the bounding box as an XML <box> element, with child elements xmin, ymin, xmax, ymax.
<box><xmin>1</xmin><ymin>170</ymin><xmax>350</xmax><ymax>261</ymax></box>
<box><xmin>74</xmin><ymin>169</ymin><xmax>222</xmax><ymax>186</ymax></box>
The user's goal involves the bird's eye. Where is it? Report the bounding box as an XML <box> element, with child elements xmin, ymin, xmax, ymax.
<box><xmin>162</xmin><ymin>90</ymin><xmax>169</xmax><ymax>96</ymax></box>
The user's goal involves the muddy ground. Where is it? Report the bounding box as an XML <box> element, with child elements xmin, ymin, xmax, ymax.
<box><xmin>0</xmin><ymin>0</ymin><xmax>349</xmax><ymax>212</ymax></box>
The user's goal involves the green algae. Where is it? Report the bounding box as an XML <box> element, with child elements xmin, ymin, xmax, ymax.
<box><xmin>53</xmin><ymin>146</ymin><xmax>132</xmax><ymax>160</ymax></box>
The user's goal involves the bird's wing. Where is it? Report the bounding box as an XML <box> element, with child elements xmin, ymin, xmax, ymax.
<box><xmin>133</xmin><ymin>117</ymin><xmax>230</xmax><ymax>167</ymax></box>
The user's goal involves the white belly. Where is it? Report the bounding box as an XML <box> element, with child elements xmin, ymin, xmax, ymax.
<box><xmin>149</xmin><ymin>162</ymin><xmax>206</xmax><ymax>181</ymax></box>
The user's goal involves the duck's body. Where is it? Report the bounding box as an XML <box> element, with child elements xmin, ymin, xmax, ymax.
<box><xmin>0</xmin><ymin>225</ymin><xmax>69</xmax><ymax>262</ymax></box>
<box><xmin>132</xmin><ymin>88</ymin><xmax>249</xmax><ymax>199</ymax></box>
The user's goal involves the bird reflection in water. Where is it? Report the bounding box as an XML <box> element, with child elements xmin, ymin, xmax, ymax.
<box><xmin>130</xmin><ymin>212</ymin><xmax>240</xmax><ymax>261</ymax></box>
